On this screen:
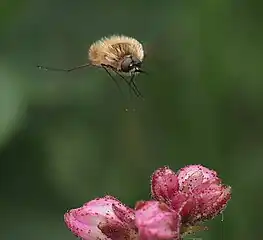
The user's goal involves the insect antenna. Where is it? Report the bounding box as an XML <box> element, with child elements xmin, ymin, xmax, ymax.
<box><xmin>37</xmin><ymin>63</ymin><xmax>91</xmax><ymax>72</ymax></box>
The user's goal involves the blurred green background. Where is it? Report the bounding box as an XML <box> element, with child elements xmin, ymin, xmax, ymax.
<box><xmin>0</xmin><ymin>0</ymin><xmax>261</xmax><ymax>239</ymax></box>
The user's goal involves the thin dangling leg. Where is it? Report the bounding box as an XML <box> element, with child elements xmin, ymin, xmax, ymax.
<box><xmin>129</xmin><ymin>74</ymin><xmax>144</xmax><ymax>99</ymax></box>
<box><xmin>101</xmin><ymin>65</ymin><xmax>125</xmax><ymax>97</ymax></box>
<box><xmin>102</xmin><ymin>64</ymin><xmax>140</xmax><ymax>97</ymax></box>
<box><xmin>37</xmin><ymin>63</ymin><xmax>91</xmax><ymax>72</ymax></box>
<box><xmin>101</xmin><ymin>65</ymin><xmax>131</xmax><ymax>111</ymax></box>
<box><xmin>116</xmin><ymin>72</ymin><xmax>142</xmax><ymax>98</ymax></box>
<box><xmin>114</xmin><ymin>71</ymin><xmax>140</xmax><ymax>97</ymax></box>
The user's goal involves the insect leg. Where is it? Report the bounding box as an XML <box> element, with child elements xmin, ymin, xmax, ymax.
<box><xmin>101</xmin><ymin>65</ymin><xmax>124</xmax><ymax>96</ymax></box>
<box><xmin>101</xmin><ymin>64</ymin><xmax>140</xmax><ymax>97</ymax></box>
<box><xmin>37</xmin><ymin>63</ymin><xmax>91</xmax><ymax>72</ymax></box>
<box><xmin>129</xmin><ymin>74</ymin><xmax>144</xmax><ymax>98</ymax></box>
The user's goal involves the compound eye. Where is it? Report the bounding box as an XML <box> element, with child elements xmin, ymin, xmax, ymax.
<box><xmin>121</xmin><ymin>57</ymin><xmax>133</xmax><ymax>72</ymax></box>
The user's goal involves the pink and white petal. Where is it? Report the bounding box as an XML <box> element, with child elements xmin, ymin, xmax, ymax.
<box><xmin>202</xmin><ymin>185</ymin><xmax>231</xmax><ymax>220</ymax></box>
<box><xmin>64</xmin><ymin>210</ymin><xmax>110</xmax><ymax>240</ymax></box>
<box><xmin>135</xmin><ymin>201</ymin><xmax>181</xmax><ymax>240</ymax></box>
<box><xmin>69</xmin><ymin>207</ymin><xmax>109</xmax><ymax>229</ymax></box>
<box><xmin>83</xmin><ymin>196</ymin><xmax>120</xmax><ymax>217</ymax></box>
<box><xmin>179</xmin><ymin>170</ymin><xmax>204</xmax><ymax>193</ymax></box>
<box><xmin>190</xmin><ymin>185</ymin><xmax>231</xmax><ymax>222</ymax></box>
<box><xmin>112</xmin><ymin>203</ymin><xmax>135</xmax><ymax>227</ymax></box>
<box><xmin>177</xmin><ymin>165</ymin><xmax>220</xmax><ymax>189</ymax></box>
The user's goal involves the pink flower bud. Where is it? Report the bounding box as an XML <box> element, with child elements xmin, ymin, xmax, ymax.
<box><xmin>135</xmin><ymin>201</ymin><xmax>181</xmax><ymax>240</ymax></box>
<box><xmin>151</xmin><ymin>165</ymin><xmax>231</xmax><ymax>226</ymax></box>
<box><xmin>64</xmin><ymin>195</ymin><xmax>138</xmax><ymax>240</ymax></box>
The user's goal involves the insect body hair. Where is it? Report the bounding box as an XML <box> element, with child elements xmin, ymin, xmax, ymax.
<box><xmin>89</xmin><ymin>35</ymin><xmax>144</xmax><ymax>72</ymax></box>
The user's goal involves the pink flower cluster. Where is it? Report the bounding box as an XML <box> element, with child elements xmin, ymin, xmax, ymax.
<box><xmin>64</xmin><ymin>165</ymin><xmax>231</xmax><ymax>240</ymax></box>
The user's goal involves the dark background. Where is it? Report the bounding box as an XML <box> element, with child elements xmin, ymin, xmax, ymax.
<box><xmin>0</xmin><ymin>0</ymin><xmax>261</xmax><ymax>239</ymax></box>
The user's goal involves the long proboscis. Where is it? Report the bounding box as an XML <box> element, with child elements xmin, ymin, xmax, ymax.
<box><xmin>135</xmin><ymin>69</ymin><xmax>147</xmax><ymax>75</ymax></box>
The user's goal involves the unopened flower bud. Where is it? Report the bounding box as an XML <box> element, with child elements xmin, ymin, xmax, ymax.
<box><xmin>64</xmin><ymin>195</ymin><xmax>137</xmax><ymax>240</ymax></box>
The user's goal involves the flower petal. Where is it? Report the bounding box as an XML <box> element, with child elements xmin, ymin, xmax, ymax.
<box><xmin>151</xmin><ymin>166</ymin><xmax>179</xmax><ymax>202</ymax></box>
<box><xmin>64</xmin><ymin>208</ymin><xmax>110</xmax><ymax>240</ymax></box>
<box><xmin>135</xmin><ymin>201</ymin><xmax>181</xmax><ymax>240</ymax></box>
<box><xmin>177</xmin><ymin>165</ymin><xmax>220</xmax><ymax>190</ymax></box>
<box><xmin>196</xmin><ymin>185</ymin><xmax>231</xmax><ymax>221</ymax></box>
